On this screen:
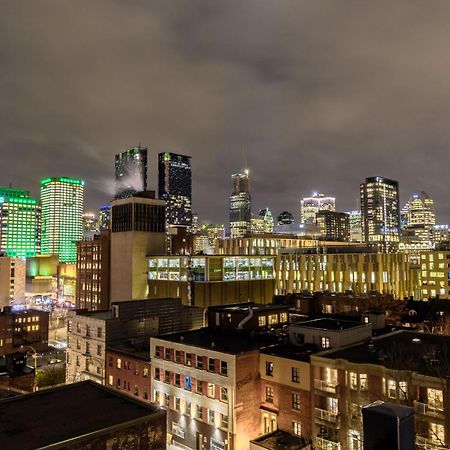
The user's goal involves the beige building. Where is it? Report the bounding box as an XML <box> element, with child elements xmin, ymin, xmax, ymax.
<box><xmin>0</xmin><ymin>257</ymin><xmax>26</xmax><ymax>307</ymax></box>
<box><xmin>110</xmin><ymin>192</ymin><xmax>166</xmax><ymax>302</ymax></box>
<box><xmin>276</xmin><ymin>250</ymin><xmax>417</xmax><ymax>299</ymax></box>
<box><xmin>420</xmin><ymin>249</ymin><xmax>450</xmax><ymax>299</ymax></box>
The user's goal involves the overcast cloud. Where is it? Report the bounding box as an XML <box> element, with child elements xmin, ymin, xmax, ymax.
<box><xmin>2</xmin><ymin>1</ymin><xmax>450</xmax><ymax>224</ymax></box>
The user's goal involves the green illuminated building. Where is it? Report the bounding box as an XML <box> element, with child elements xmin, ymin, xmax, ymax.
<box><xmin>41</xmin><ymin>177</ymin><xmax>84</xmax><ymax>263</ymax></box>
<box><xmin>0</xmin><ymin>187</ymin><xmax>41</xmax><ymax>258</ymax></box>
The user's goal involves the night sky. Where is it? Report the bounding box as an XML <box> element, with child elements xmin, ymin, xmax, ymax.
<box><xmin>2</xmin><ymin>1</ymin><xmax>450</xmax><ymax>225</ymax></box>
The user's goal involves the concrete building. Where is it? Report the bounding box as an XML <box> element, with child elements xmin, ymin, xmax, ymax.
<box><xmin>0</xmin><ymin>257</ymin><xmax>26</xmax><ymax>307</ymax></box>
<box><xmin>110</xmin><ymin>191</ymin><xmax>165</xmax><ymax>302</ymax></box>
<box><xmin>301</xmin><ymin>193</ymin><xmax>335</xmax><ymax>225</ymax></box>
<box><xmin>316</xmin><ymin>211</ymin><xmax>350</xmax><ymax>242</ymax></box>
<box><xmin>0</xmin><ymin>381</ymin><xmax>166</xmax><ymax>450</ymax></box>
<box><xmin>76</xmin><ymin>231</ymin><xmax>110</xmax><ymax>310</ymax></box>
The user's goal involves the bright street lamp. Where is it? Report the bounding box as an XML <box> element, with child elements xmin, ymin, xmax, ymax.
<box><xmin>20</xmin><ymin>345</ymin><xmax>37</xmax><ymax>392</ymax></box>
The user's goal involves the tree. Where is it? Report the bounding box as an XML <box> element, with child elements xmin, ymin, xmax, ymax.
<box><xmin>35</xmin><ymin>366</ymin><xmax>66</xmax><ymax>389</ymax></box>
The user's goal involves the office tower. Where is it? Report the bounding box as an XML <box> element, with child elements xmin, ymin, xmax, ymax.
<box><xmin>40</xmin><ymin>177</ymin><xmax>84</xmax><ymax>263</ymax></box>
<box><xmin>0</xmin><ymin>187</ymin><xmax>41</xmax><ymax>257</ymax></box>
<box><xmin>110</xmin><ymin>191</ymin><xmax>165</xmax><ymax>301</ymax></box>
<box><xmin>114</xmin><ymin>146</ymin><xmax>148</xmax><ymax>199</ymax></box>
<box><xmin>229</xmin><ymin>170</ymin><xmax>251</xmax><ymax>238</ymax></box>
<box><xmin>277</xmin><ymin>211</ymin><xmax>295</xmax><ymax>225</ymax></box>
<box><xmin>82</xmin><ymin>213</ymin><xmax>99</xmax><ymax>239</ymax></box>
<box><xmin>191</xmin><ymin>212</ymin><xmax>199</xmax><ymax>233</ymax></box>
<box><xmin>158</xmin><ymin>152</ymin><xmax>192</xmax><ymax>227</ymax></box>
<box><xmin>300</xmin><ymin>193</ymin><xmax>335</xmax><ymax>224</ymax></box>
<box><xmin>346</xmin><ymin>210</ymin><xmax>363</xmax><ymax>242</ymax></box>
<box><xmin>316</xmin><ymin>210</ymin><xmax>350</xmax><ymax>241</ymax></box>
<box><xmin>251</xmin><ymin>208</ymin><xmax>274</xmax><ymax>234</ymax></box>
<box><xmin>360</xmin><ymin>176</ymin><xmax>400</xmax><ymax>251</ymax></box>
<box><xmin>99</xmin><ymin>204</ymin><xmax>111</xmax><ymax>231</ymax></box>
<box><xmin>401</xmin><ymin>191</ymin><xmax>436</xmax><ymax>228</ymax></box>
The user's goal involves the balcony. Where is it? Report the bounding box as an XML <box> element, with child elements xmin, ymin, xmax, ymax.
<box><xmin>414</xmin><ymin>401</ymin><xmax>445</xmax><ymax>419</ymax></box>
<box><xmin>314</xmin><ymin>408</ymin><xmax>340</xmax><ymax>427</ymax></box>
<box><xmin>314</xmin><ymin>379</ymin><xmax>339</xmax><ymax>394</ymax></box>
<box><xmin>416</xmin><ymin>436</ymin><xmax>447</xmax><ymax>450</ymax></box>
<box><xmin>315</xmin><ymin>437</ymin><xmax>341</xmax><ymax>450</ymax></box>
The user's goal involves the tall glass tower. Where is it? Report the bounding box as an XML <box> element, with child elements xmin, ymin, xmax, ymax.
<box><xmin>158</xmin><ymin>152</ymin><xmax>192</xmax><ymax>227</ymax></box>
<box><xmin>115</xmin><ymin>146</ymin><xmax>148</xmax><ymax>199</ymax></box>
<box><xmin>361</xmin><ymin>176</ymin><xmax>400</xmax><ymax>252</ymax></box>
<box><xmin>229</xmin><ymin>170</ymin><xmax>251</xmax><ymax>238</ymax></box>
<box><xmin>0</xmin><ymin>187</ymin><xmax>41</xmax><ymax>257</ymax></box>
<box><xmin>41</xmin><ymin>177</ymin><xmax>84</xmax><ymax>263</ymax></box>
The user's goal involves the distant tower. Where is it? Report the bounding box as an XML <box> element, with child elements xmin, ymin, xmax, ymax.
<box><xmin>300</xmin><ymin>193</ymin><xmax>335</xmax><ymax>224</ymax></box>
<box><xmin>158</xmin><ymin>152</ymin><xmax>192</xmax><ymax>228</ymax></box>
<box><xmin>361</xmin><ymin>176</ymin><xmax>400</xmax><ymax>252</ymax></box>
<box><xmin>40</xmin><ymin>177</ymin><xmax>84</xmax><ymax>263</ymax></box>
<box><xmin>114</xmin><ymin>146</ymin><xmax>148</xmax><ymax>199</ymax></box>
<box><xmin>401</xmin><ymin>191</ymin><xmax>436</xmax><ymax>228</ymax></box>
<box><xmin>229</xmin><ymin>170</ymin><xmax>251</xmax><ymax>238</ymax></box>
<box><xmin>277</xmin><ymin>211</ymin><xmax>295</xmax><ymax>226</ymax></box>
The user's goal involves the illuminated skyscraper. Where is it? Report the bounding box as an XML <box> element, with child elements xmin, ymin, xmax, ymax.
<box><xmin>41</xmin><ymin>177</ymin><xmax>84</xmax><ymax>263</ymax></box>
<box><xmin>115</xmin><ymin>146</ymin><xmax>148</xmax><ymax>199</ymax></box>
<box><xmin>229</xmin><ymin>170</ymin><xmax>251</xmax><ymax>238</ymax></box>
<box><xmin>361</xmin><ymin>176</ymin><xmax>400</xmax><ymax>251</ymax></box>
<box><xmin>99</xmin><ymin>205</ymin><xmax>111</xmax><ymax>231</ymax></box>
<box><xmin>251</xmin><ymin>208</ymin><xmax>274</xmax><ymax>234</ymax></box>
<box><xmin>0</xmin><ymin>188</ymin><xmax>41</xmax><ymax>257</ymax></box>
<box><xmin>158</xmin><ymin>152</ymin><xmax>192</xmax><ymax>228</ymax></box>
<box><xmin>300</xmin><ymin>193</ymin><xmax>336</xmax><ymax>224</ymax></box>
<box><xmin>401</xmin><ymin>191</ymin><xmax>436</xmax><ymax>228</ymax></box>
<box><xmin>277</xmin><ymin>211</ymin><xmax>295</xmax><ymax>226</ymax></box>
<box><xmin>346</xmin><ymin>210</ymin><xmax>363</xmax><ymax>242</ymax></box>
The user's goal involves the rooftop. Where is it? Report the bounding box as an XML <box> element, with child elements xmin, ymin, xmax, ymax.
<box><xmin>291</xmin><ymin>317</ymin><xmax>367</xmax><ymax>331</ymax></box>
<box><xmin>208</xmin><ymin>302</ymin><xmax>288</xmax><ymax>314</ymax></box>
<box><xmin>108</xmin><ymin>338</ymin><xmax>151</xmax><ymax>361</ymax></box>
<box><xmin>250</xmin><ymin>430</ymin><xmax>311</xmax><ymax>449</ymax></box>
<box><xmin>261</xmin><ymin>343</ymin><xmax>318</xmax><ymax>362</ymax></box>
<box><xmin>155</xmin><ymin>328</ymin><xmax>280</xmax><ymax>354</ymax></box>
<box><xmin>0</xmin><ymin>381</ymin><xmax>162</xmax><ymax>450</ymax></box>
<box><xmin>320</xmin><ymin>330</ymin><xmax>450</xmax><ymax>377</ymax></box>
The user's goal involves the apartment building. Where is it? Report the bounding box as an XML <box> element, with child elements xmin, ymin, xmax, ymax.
<box><xmin>420</xmin><ymin>249</ymin><xmax>450</xmax><ymax>300</ymax></box>
<box><xmin>150</xmin><ymin>328</ymin><xmax>279</xmax><ymax>450</ymax></box>
<box><xmin>311</xmin><ymin>330</ymin><xmax>450</xmax><ymax>450</ymax></box>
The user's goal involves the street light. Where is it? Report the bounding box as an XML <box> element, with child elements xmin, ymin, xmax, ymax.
<box><xmin>20</xmin><ymin>345</ymin><xmax>37</xmax><ymax>392</ymax></box>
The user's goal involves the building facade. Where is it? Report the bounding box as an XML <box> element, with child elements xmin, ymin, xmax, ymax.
<box><xmin>115</xmin><ymin>146</ymin><xmax>148</xmax><ymax>199</ymax></box>
<box><xmin>316</xmin><ymin>211</ymin><xmax>350</xmax><ymax>242</ymax></box>
<box><xmin>0</xmin><ymin>257</ymin><xmax>26</xmax><ymax>307</ymax></box>
<box><xmin>347</xmin><ymin>211</ymin><xmax>363</xmax><ymax>243</ymax></box>
<box><xmin>229</xmin><ymin>170</ymin><xmax>251</xmax><ymax>238</ymax></box>
<box><xmin>0</xmin><ymin>188</ymin><xmax>40</xmax><ymax>258</ymax></box>
<box><xmin>158</xmin><ymin>152</ymin><xmax>192</xmax><ymax>228</ymax></box>
<box><xmin>360</xmin><ymin>176</ymin><xmax>400</xmax><ymax>252</ymax></box>
<box><xmin>301</xmin><ymin>194</ymin><xmax>336</xmax><ymax>225</ymax></box>
<box><xmin>40</xmin><ymin>177</ymin><xmax>84</xmax><ymax>263</ymax></box>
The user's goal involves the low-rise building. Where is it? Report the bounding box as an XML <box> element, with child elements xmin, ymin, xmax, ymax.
<box><xmin>0</xmin><ymin>257</ymin><xmax>26</xmax><ymax>307</ymax></box>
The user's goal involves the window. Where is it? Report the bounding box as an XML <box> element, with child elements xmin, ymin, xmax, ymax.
<box><xmin>116</xmin><ymin>358</ymin><xmax>122</xmax><ymax>369</ymax></box>
<box><xmin>164</xmin><ymin>370</ymin><xmax>170</xmax><ymax>383</ymax></box>
<box><xmin>292</xmin><ymin>367</ymin><xmax>299</xmax><ymax>383</ymax></box>
<box><xmin>208</xmin><ymin>409</ymin><xmax>215</xmax><ymax>425</ymax></box>
<box><xmin>387</xmin><ymin>379</ymin><xmax>397</xmax><ymax>399</ymax></box>
<box><xmin>164</xmin><ymin>393</ymin><xmax>170</xmax><ymax>408</ymax></box>
<box><xmin>268</xmin><ymin>314</ymin><xmax>278</xmax><ymax>325</ymax></box>
<box><xmin>292</xmin><ymin>393</ymin><xmax>301</xmax><ymax>410</ymax></box>
<box><xmin>143</xmin><ymin>367</ymin><xmax>148</xmax><ymax>378</ymax></box>
<box><xmin>155</xmin><ymin>368</ymin><xmax>160</xmax><ymax>380</ymax></box>
<box><xmin>85</xmin><ymin>342</ymin><xmax>90</xmax><ymax>354</ymax></box>
<box><xmin>360</xmin><ymin>374</ymin><xmax>368</xmax><ymax>391</ymax></box>
<box><xmin>293</xmin><ymin>421</ymin><xmax>302</xmax><ymax>436</ymax></box>
<box><xmin>221</xmin><ymin>414</ymin><xmax>228</xmax><ymax>429</ymax></box>
<box><xmin>196</xmin><ymin>380</ymin><xmax>203</xmax><ymax>394</ymax></box>
<box><xmin>134</xmin><ymin>385</ymin><xmax>139</xmax><ymax>396</ymax></box>
<box><xmin>220</xmin><ymin>360</ymin><xmax>228</xmax><ymax>376</ymax></box>
<box><xmin>97</xmin><ymin>345</ymin><xmax>102</xmax><ymax>356</ymax></box>
<box><xmin>143</xmin><ymin>391</ymin><xmax>148</xmax><ymax>400</ymax></box>
<box><xmin>207</xmin><ymin>383</ymin><xmax>215</xmax><ymax>398</ymax></box>
<box><xmin>134</xmin><ymin>365</ymin><xmax>139</xmax><ymax>376</ymax></box>
<box><xmin>258</xmin><ymin>316</ymin><xmax>267</xmax><ymax>327</ymax></box>
<box><xmin>185</xmin><ymin>401</ymin><xmax>191</xmax><ymax>416</ymax></box>
<box><xmin>349</xmin><ymin>372</ymin><xmax>358</xmax><ymax>390</ymax></box>
<box><xmin>399</xmin><ymin>381</ymin><xmax>408</xmax><ymax>400</ymax></box>
<box><xmin>154</xmin><ymin>390</ymin><xmax>160</xmax><ymax>404</ymax></box>
<box><xmin>76</xmin><ymin>323</ymin><xmax>81</xmax><ymax>333</ymax></box>
<box><xmin>185</xmin><ymin>376</ymin><xmax>192</xmax><ymax>391</ymax></box>
<box><xmin>220</xmin><ymin>387</ymin><xmax>228</xmax><ymax>402</ymax></box>
<box><xmin>280</xmin><ymin>312</ymin><xmax>288</xmax><ymax>323</ymax></box>
<box><xmin>116</xmin><ymin>378</ymin><xmax>121</xmax><ymax>388</ymax></box>
<box><xmin>321</xmin><ymin>336</ymin><xmax>330</xmax><ymax>349</ymax></box>
<box><xmin>76</xmin><ymin>340</ymin><xmax>81</xmax><ymax>350</ymax></box>
<box><xmin>185</xmin><ymin>353</ymin><xmax>192</xmax><ymax>366</ymax></box>
<box><xmin>196</xmin><ymin>355</ymin><xmax>203</xmax><ymax>370</ymax></box>
<box><xmin>97</xmin><ymin>327</ymin><xmax>102</xmax><ymax>338</ymax></box>
<box><xmin>266</xmin><ymin>361</ymin><xmax>274</xmax><ymax>376</ymax></box>
<box><xmin>76</xmin><ymin>355</ymin><xmax>80</xmax><ymax>366</ymax></box>
<box><xmin>86</xmin><ymin>325</ymin><xmax>91</xmax><ymax>337</ymax></box>
<box><xmin>165</xmin><ymin>348</ymin><xmax>171</xmax><ymax>360</ymax></box>
<box><xmin>208</xmin><ymin>358</ymin><xmax>215</xmax><ymax>372</ymax></box>
<box><xmin>108</xmin><ymin>375</ymin><xmax>113</xmax><ymax>386</ymax></box>
<box><xmin>196</xmin><ymin>405</ymin><xmax>203</xmax><ymax>420</ymax></box>
<box><xmin>431</xmin><ymin>423</ymin><xmax>445</xmax><ymax>444</ymax></box>
<box><xmin>175</xmin><ymin>373</ymin><xmax>181</xmax><ymax>387</ymax></box>
<box><xmin>175</xmin><ymin>350</ymin><xmax>181</xmax><ymax>363</ymax></box>
<box><xmin>428</xmin><ymin>388</ymin><xmax>444</xmax><ymax>411</ymax></box>
<box><xmin>155</xmin><ymin>346</ymin><xmax>161</xmax><ymax>358</ymax></box>
<box><xmin>266</xmin><ymin>386</ymin><xmax>274</xmax><ymax>403</ymax></box>
<box><xmin>174</xmin><ymin>397</ymin><xmax>181</xmax><ymax>411</ymax></box>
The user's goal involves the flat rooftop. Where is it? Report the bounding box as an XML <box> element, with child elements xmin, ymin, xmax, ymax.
<box><xmin>261</xmin><ymin>343</ymin><xmax>318</xmax><ymax>362</ymax></box>
<box><xmin>291</xmin><ymin>317</ymin><xmax>366</xmax><ymax>331</ymax></box>
<box><xmin>208</xmin><ymin>302</ymin><xmax>288</xmax><ymax>313</ymax></box>
<box><xmin>156</xmin><ymin>328</ymin><xmax>279</xmax><ymax>354</ymax></box>
<box><xmin>0</xmin><ymin>381</ymin><xmax>162</xmax><ymax>450</ymax></box>
<box><xmin>251</xmin><ymin>430</ymin><xmax>311</xmax><ymax>449</ymax></box>
<box><xmin>321</xmin><ymin>330</ymin><xmax>450</xmax><ymax>377</ymax></box>
<box><xmin>108</xmin><ymin>338</ymin><xmax>151</xmax><ymax>361</ymax></box>
<box><xmin>74</xmin><ymin>309</ymin><xmax>114</xmax><ymax>319</ymax></box>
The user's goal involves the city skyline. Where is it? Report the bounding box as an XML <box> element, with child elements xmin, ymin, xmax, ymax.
<box><xmin>3</xmin><ymin>2</ymin><xmax>450</xmax><ymax>224</ymax></box>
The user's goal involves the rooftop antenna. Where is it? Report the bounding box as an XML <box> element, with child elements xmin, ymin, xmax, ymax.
<box><xmin>242</xmin><ymin>147</ymin><xmax>249</xmax><ymax>175</ymax></box>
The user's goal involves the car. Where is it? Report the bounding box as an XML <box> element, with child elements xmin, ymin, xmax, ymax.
<box><xmin>49</xmin><ymin>358</ymin><xmax>62</xmax><ymax>364</ymax></box>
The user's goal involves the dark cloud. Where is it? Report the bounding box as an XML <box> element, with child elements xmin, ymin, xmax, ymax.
<box><xmin>2</xmin><ymin>0</ymin><xmax>450</xmax><ymax>224</ymax></box>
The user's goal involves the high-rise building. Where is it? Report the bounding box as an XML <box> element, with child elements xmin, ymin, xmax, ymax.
<box><xmin>98</xmin><ymin>204</ymin><xmax>111</xmax><ymax>231</ymax></box>
<box><xmin>0</xmin><ymin>188</ymin><xmax>41</xmax><ymax>257</ymax></box>
<box><xmin>316</xmin><ymin>210</ymin><xmax>350</xmax><ymax>241</ymax></box>
<box><xmin>346</xmin><ymin>210</ymin><xmax>363</xmax><ymax>242</ymax></box>
<box><xmin>401</xmin><ymin>191</ymin><xmax>436</xmax><ymax>228</ymax></box>
<box><xmin>114</xmin><ymin>146</ymin><xmax>148</xmax><ymax>199</ymax></box>
<box><xmin>360</xmin><ymin>176</ymin><xmax>400</xmax><ymax>251</ymax></box>
<box><xmin>251</xmin><ymin>208</ymin><xmax>274</xmax><ymax>234</ymax></box>
<box><xmin>277</xmin><ymin>211</ymin><xmax>295</xmax><ymax>226</ymax></box>
<box><xmin>82</xmin><ymin>213</ymin><xmax>99</xmax><ymax>239</ymax></box>
<box><xmin>229</xmin><ymin>170</ymin><xmax>251</xmax><ymax>238</ymax></box>
<box><xmin>40</xmin><ymin>177</ymin><xmax>84</xmax><ymax>263</ymax></box>
<box><xmin>300</xmin><ymin>193</ymin><xmax>335</xmax><ymax>224</ymax></box>
<box><xmin>158</xmin><ymin>152</ymin><xmax>192</xmax><ymax>228</ymax></box>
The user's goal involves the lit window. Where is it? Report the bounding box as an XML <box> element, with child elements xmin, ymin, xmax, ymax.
<box><xmin>266</xmin><ymin>361</ymin><xmax>274</xmax><ymax>376</ymax></box>
<box><xmin>293</xmin><ymin>421</ymin><xmax>302</xmax><ymax>436</ymax></box>
<box><xmin>208</xmin><ymin>409</ymin><xmax>215</xmax><ymax>425</ymax></box>
<box><xmin>321</xmin><ymin>336</ymin><xmax>330</xmax><ymax>349</ymax></box>
<box><xmin>265</xmin><ymin>386</ymin><xmax>274</xmax><ymax>403</ymax></box>
<box><xmin>116</xmin><ymin>358</ymin><xmax>121</xmax><ymax>369</ymax></box>
<box><xmin>292</xmin><ymin>367</ymin><xmax>299</xmax><ymax>383</ymax></box>
<box><xmin>292</xmin><ymin>393</ymin><xmax>301</xmax><ymax>410</ymax></box>
<box><xmin>207</xmin><ymin>383</ymin><xmax>215</xmax><ymax>398</ymax></box>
